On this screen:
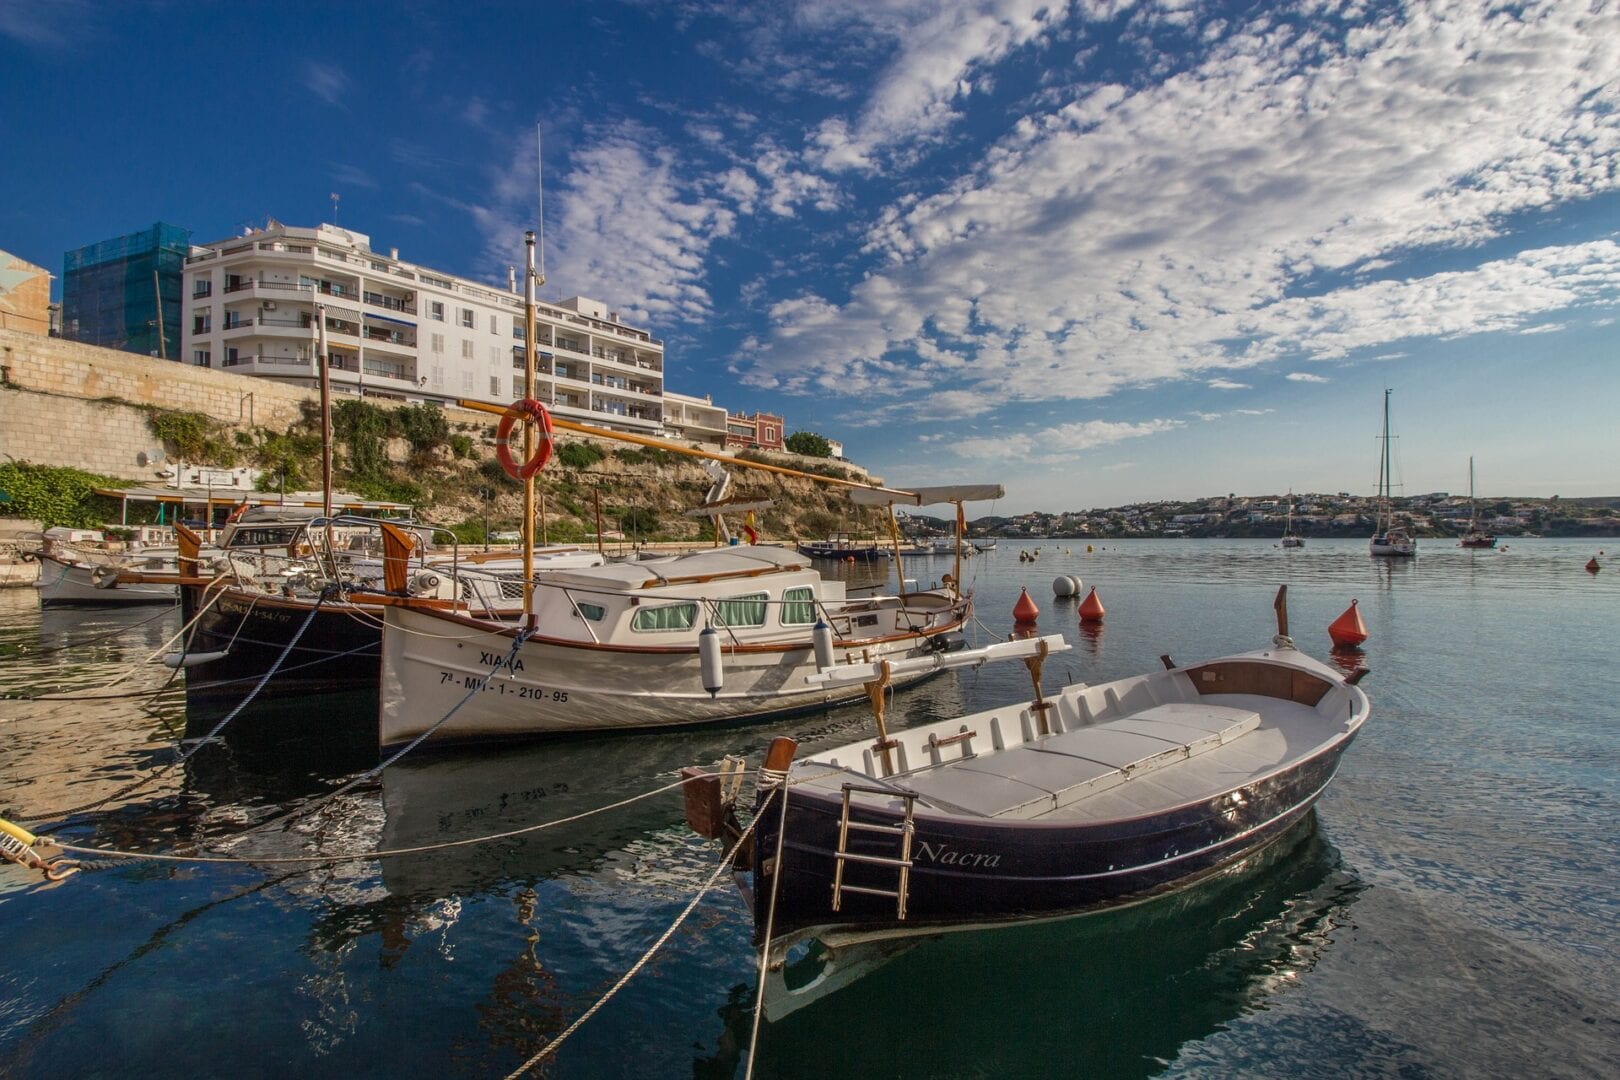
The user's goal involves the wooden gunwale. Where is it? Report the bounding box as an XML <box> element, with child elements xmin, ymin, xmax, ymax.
<box><xmin>388</xmin><ymin>600</ymin><xmax>968</xmax><ymax>656</ymax></box>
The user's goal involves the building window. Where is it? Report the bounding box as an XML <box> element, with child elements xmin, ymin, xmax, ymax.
<box><xmin>431</xmin><ymin>333</ymin><xmax>444</xmax><ymax>354</ymax></box>
<box><xmin>489</xmin><ymin>345</ymin><xmax>500</xmax><ymax>366</ymax></box>
<box><xmin>489</xmin><ymin>376</ymin><xmax>500</xmax><ymax>396</ymax></box>
<box><xmin>193</xmin><ymin>350</ymin><xmax>210</xmax><ymax>367</ymax></box>
<box><xmin>192</xmin><ymin>314</ymin><xmax>211</xmax><ymax>334</ymax></box>
<box><xmin>489</xmin><ymin>314</ymin><xmax>498</xmax><ymax>334</ymax></box>
<box><xmin>461</xmin><ymin>340</ymin><xmax>474</xmax><ymax>359</ymax></box>
<box><xmin>461</xmin><ymin>370</ymin><xmax>473</xmax><ymax>390</ymax></box>
<box><xmin>459</xmin><ymin>308</ymin><xmax>474</xmax><ymax>328</ymax></box>
<box><xmin>429</xmin><ymin>301</ymin><xmax>444</xmax><ymax>321</ymax></box>
<box><xmin>226</xmin><ymin>347</ymin><xmax>239</xmax><ymax>365</ymax></box>
<box><xmin>192</xmin><ymin>280</ymin><xmax>211</xmax><ymax>299</ymax></box>
<box><xmin>431</xmin><ymin>365</ymin><xmax>444</xmax><ymax>387</ymax></box>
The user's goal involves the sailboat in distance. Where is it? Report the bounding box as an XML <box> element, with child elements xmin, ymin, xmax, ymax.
<box><xmin>1458</xmin><ymin>457</ymin><xmax>1497</xmax><ymax>548</ymax></box>
<box><xmin>1369</xmin><ymin>389</ymin><xmax>1416</xmax><ymax>558</ymax></box>
<box><xmin>1281</xmin><ymin>491</ymin><xmax>1304</xmax><ymax>548</ymax></box>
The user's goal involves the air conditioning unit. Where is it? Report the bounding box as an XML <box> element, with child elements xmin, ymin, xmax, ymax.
<box><xmin>263</xmin><ymin>301</ymin><xmax>276</xmax><ymax>311</ymax></box>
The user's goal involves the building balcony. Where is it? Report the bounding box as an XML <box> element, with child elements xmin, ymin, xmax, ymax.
<box><xmin>221</xmin><ymin>353</ymin><xmax>315</xmax><ymax>373</ymax></box>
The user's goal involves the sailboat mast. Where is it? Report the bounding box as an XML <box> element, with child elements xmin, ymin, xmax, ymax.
<box><xmin>316</xmin><ymin>301</ymin><xmax>332</xmax><ymax>519</ymax></box>
<box><xmin>1379</xmin><ymin>388</ymin><xmax>1392</xmax><ymax>530</ymax></box>
<box><xmin>521</xmin><ymin>231</ymin><xmax>538</xmax><ymax>626</ymax></box>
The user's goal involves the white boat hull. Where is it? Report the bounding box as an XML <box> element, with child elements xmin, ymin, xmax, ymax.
<box><xmin>33</xmin><ymin>554</ymin><xmax>177</xmax><ymax>606</ymax></box>
<box><xmin>379</xmin><ymin>606</ymin><xmax>954</xmax><ymax>749</ymax></box>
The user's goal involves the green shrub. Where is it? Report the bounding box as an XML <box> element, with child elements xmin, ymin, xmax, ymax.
<box><xmin>449</xmin><ymin>434</ymin><xmax>474</xmax><ymax>458</ymax></box>
<box><xmin>396</xmin><ymin>403</ymin><xmax>450</xmax><ymax>452</ymax></box>
<box><xmin>0</xmin><ymin>462</ymin><xmax>125</xmax><ymax>527</ymax></box>
<box><xmin>557</xmin><ymin>442</ymin><xmax>606</xmax><ymax>469</ymax></box>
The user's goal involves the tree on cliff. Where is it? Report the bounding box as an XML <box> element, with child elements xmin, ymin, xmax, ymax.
<box><xmin>785</xmin><ymin>431</ymin><xmax>832</xmax><ymax>458</ymax></box>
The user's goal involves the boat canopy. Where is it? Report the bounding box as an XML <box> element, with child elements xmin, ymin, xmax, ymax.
<box><xmin>847</xmin><ymin>484</ymin><xmax>1004</xmax><ymax>507</ymax></box>
<box><xmin>533</xmin><ymin>544</ymin><xmax>811</xmax><ymax>593</ymax></box>
<box><xmin>93</xmin><ymin>486</ymin><xmax>414</xmax><ymax>514</ymax></box>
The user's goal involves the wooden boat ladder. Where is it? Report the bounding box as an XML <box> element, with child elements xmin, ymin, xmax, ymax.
<box><xmin>831</xmin><ymin>783</ymin><xmax>916</xmax><ymax>920</ymax></box>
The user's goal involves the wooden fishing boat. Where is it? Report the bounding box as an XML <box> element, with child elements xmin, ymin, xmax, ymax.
<box><xmin>25</xmin><ymin>527</ymin><xmax>195</xmax><ymax>607</ymax></box>
<box><xmin>175</xmin><ymin>511</ymin><xmax>602</xmax><ymax>716</ymax></box>
<box><xmin>796</xmin><ymin>533</ymin><xmax>887</xmax><ymax>561</ymax></box>
<box><xmin>683</xmin><ymin>590</ymin><xmax>1370</xmax><ymax>1009</ymax></box>
<box><xmin>377</xmin><ymin>543</ymin><xmax>971</xmax><ymax>750</ymax></box>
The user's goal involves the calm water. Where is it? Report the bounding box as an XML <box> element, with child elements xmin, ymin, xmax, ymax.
<box><xmin>2</xmin><ymin>539</ymin><xmax>1617</xmax><ymax>1077</ymax></box>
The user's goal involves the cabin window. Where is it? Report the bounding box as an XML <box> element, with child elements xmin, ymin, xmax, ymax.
<box><xmin>631</xmin><ymin>602</ymin><xmax>698</xmax><ymax>632</ymax></box>
<box><xmin>574</xmin><ymin>602</ymin><xmax>606</xmax><ymax>621</ymax></box>
<box><xmin>713</xmin><ymin>592</ymin><xmax>768</xmax><ymax>628</ymax></box>
<box><xmin>781</xmin><ymin>586</ymin><xmax>815</xmax><ymax>626</ymax></box>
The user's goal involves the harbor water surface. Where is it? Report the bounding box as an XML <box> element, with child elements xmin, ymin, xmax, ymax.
<box><xmin>2</xmin><ymin>539</ymin><xmax>1616</xmax><ymax>1077</ymax></box>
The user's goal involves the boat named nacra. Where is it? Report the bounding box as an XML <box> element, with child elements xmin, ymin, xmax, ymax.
<box><xmin>682</xmin><ymin>588</ymin><xmax>1370</xmax><ymax>1012</ymax></box>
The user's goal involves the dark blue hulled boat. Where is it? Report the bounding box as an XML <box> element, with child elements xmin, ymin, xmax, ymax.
<box><xmin>684</xmin><ymin>598</ymin><xmax>1370</xmax><ymax>1010</ymax></box>
<box><xmin>795</xmin><ymin>533</ymin><xmax>888</xmax><ymax>561</ymax></box>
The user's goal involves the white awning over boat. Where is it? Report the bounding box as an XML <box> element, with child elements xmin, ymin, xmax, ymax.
<box><xmin>847</xmin><ymin>484</ymin><xmax>1004</xmax><ymax>507</ymax></box>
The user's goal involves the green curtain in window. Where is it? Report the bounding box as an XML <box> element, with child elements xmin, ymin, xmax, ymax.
<box><xmin>781</xmin><ymin>586</ymin><xmax>815</xmax><ymax>625</ymax></box>
<box><xmin>714</xmin><ymin>593</ymin><xmax>768</xmax><ymax>628</ymax></box>
<box><xmin>632</xmin><ymin>603</ymin><xmax>697</xmax><ymax>632</ymax></box>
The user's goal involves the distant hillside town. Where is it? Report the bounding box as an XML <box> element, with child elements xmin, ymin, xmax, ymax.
<box><xmin>950</xmin><ymin>492</ymin><xmax>1620</xmax><ymax>540</ymax></box>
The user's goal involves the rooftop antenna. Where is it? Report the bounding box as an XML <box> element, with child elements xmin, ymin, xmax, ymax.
<box><xmin>535</xmin><ymin>122</ymin><xmax>546</xmax><ymax>289</ymax></box>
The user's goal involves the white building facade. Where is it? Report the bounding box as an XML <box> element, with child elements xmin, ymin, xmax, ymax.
<box><xmin>181</xmin><ymin>221</ymin><xmax>665</xmax><ymax>434</ymax></box>
<box><xmin>661</xmin><ymin>390</ymin><xmax>729</xmax><ymax>449</ymax></box>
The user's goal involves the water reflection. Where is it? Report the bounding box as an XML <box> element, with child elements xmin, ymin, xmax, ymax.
<box><xmin>699</xmin><ymin>819</ymin><xmax>1361</xmax><ymax>1079</ymax></box>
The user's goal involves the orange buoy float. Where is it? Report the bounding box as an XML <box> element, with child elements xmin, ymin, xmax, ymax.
<box><xmin>1012</xmin><ymin>587</ymin><xmax>1040</xmax><ymax>623</ymax></box>
<box><xmin>1078</xmin><ymin>586</ymin><xmax>1105</xmax><ymax>623</ymax></box>
<box><xmin>1328</xmin><ymin>599</ymin><xmax>1368</xmax><ymax>649</ymax></box>
<box><xmin>494</xmin><ymin>398</ymin><xmax>555</xmax><ymax>479</ymax></box>
<box><xmin>1586</xmin><ymin>557</ymin><xmax>1601</xmax><ymax>574</ymax></box>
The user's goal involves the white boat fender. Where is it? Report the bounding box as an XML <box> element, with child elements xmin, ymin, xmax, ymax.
<box><xmin>812</xmin><ymin>619</ymin><xmax>835</xmax><ymax>672</ymax></box>
<box><xmin>162</xmin><ymin>650</ymin><xmax>229</xmax><ymax>669</ymax></box>
<box><xmin>699</xmin><ymin>626</ymin><xmax>724</xmax><ymax>697</ymax></box>
<box><xmin>1052</xmin><ymin>574</ymin><xmax>1081</xmax><ymax>598</ymax></box>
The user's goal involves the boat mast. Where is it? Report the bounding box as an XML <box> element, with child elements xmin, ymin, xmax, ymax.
<box><xmin>316</xmin><ymin>301</ymin><xmax>332</xmax><ymax>519</ymax></box>
<box><xmin>1468</xmin><ymin>455</ymin><xmax>1477</xmax><ymax>530</ymax></box>
<box><xmin>522</xmin><ymin>229</ymin><xmax>539</xmax><ymax>627</ymax></box>
<box><xmin>1378</xmin><ymin>388</ymin><xmax>1392</xmax><ymax>533</ymax></box>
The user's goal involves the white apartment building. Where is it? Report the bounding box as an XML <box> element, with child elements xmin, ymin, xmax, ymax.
<box><xmin>180</xmin><ymin>221</ymin><xmax>665</xmax><ymax>434</ymax></box>
<box><xmin>661</xmin><ymin>390</ymin><xmax>729</xmax><ymax>449</ymax></box>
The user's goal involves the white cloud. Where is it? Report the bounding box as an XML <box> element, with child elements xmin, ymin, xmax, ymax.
<box><xmin>1208</xmin><ymin>378</ymin><xmax>1249</xmax><ymax>390</ymax></box>
<box><xmin>737</xmin><ymin>1</ymin><xmax>1620</xmax><ymax>418</ymax></box>
<box><xmin>304</xmin><ymin>61</ymin><xmax>349</xmax><ymax>107</ymax></box>
<box><xmin>949</xmin><ymin>417</ymin><xmax>1184</xmax><ymax>464</ymax></box>
<box><xmin>1286</xmin><ymin>372</ymin><xmax>1329</xmax><ymax>383</ymax></box>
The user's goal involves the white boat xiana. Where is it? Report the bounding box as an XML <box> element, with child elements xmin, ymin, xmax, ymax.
<box><xmin>379</xmin><ymin>545</ymin><xmax>970</xmax><ymax>750</ymax></box>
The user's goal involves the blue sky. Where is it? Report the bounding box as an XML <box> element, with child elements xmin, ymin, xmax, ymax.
<box><xmin>3</xmin><ymin>0</ymin><xmax>1616</xmax><ymax>512</ymax></box>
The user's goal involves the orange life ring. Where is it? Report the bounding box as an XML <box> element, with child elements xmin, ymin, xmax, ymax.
<box><xmin>495</xmin><ymin>398</ymin><xmax>555</xmax><ymax>480</ymax></box>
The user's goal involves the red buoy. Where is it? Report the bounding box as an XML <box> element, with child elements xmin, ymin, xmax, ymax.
<box><xmin>1012</xmin><ymin>587</ymin><xmax>1040</xmax><ymax>623</ymax></box>
<box><xmin>1078</xmin><ymin>586</ymin><xmax>1105</xmax><ymax>623</ymax></box>
<box><xmin>1328</xmin><ymin>599</ymin><xmax>1368</xmax><ymax>649</ymax></box>
<box><xmin>1586</xmin><ymin>557</ymin><xmax>1601</xmax><ymax>574</ymax></box>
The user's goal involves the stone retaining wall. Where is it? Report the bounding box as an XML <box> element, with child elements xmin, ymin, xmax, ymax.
<box><xmin>0</xmin><ymin>328</ymin><xmax>873</xmax><ymax>484</ymax></box>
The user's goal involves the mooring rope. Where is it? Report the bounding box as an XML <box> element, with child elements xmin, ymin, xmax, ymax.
<box><xmin>743</xmin><ymin>781</ymin><xmax>792</xmax><ymax>1080</ymax></box>
<box><xmin>502</xmin><ymin>803</ymin><xmax>766</xmax><ymax>1079</ymax></box>
<box><xmin>14</xmin><ymin>593</ymin><xmax>328</xmax><ymax>825</ymax></box>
